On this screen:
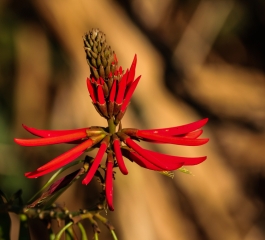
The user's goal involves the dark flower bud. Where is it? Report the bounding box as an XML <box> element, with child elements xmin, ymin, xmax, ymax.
<box><xmin>83</xmin><ymin>29</ymin><xmax>118</xmax><ymax>80</ymax></box>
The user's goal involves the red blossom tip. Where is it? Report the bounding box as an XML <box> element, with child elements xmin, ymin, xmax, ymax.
<box><xmin>183</xmin><ymin>129</ymin><xmax>203</xmax><ymax>139</ymax></box>
<box><xmin>115</xmin><ymin>70</ymin><xmax>128</xmax><ymax>104</ymax></box>
<box><xmin>22</xmin><ymin>125</ymin><xmax>88</xmax><ymax>138</ymax></box>
<box><xmin>120</xmin><ymin>75</ymin><xmax>141</xmax><ymax>112</ymax></box>
<box><xmin>14</xmin><ymin>131</ymin><xmax>88</xmax><ymax>147</ymax></box>
<box><xmin>87</xmin><ymin>78</ymin><xmax>97</xmax><ymax>103</ymax></box>
<box><xmin>127</xmin><ymin>54</ymin><xmax>137</xmax><ymax>87</ymax></box>
<box><xmin>139</xmin><ymin>118</ymin><xmax>208</xmax><ymax>136</ymax></box>
<box><xmin>136</xmin><ymin>130</ymin><xmax>208</xmax><ymax>146</ymax></box>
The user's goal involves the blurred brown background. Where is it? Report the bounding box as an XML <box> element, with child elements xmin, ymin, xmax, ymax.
<box><xmin>1</xmin><ymin>0</ymin><xmax>265</xmax><ymax>239</ymax></box>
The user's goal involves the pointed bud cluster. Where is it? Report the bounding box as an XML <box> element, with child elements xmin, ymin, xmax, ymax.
<box><xmin>83</xmin><ymin>28</ymin><xmax>118</xmax><ymax>80</ymax></box>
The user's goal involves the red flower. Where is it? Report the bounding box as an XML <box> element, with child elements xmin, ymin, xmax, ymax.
<box><xmin>86</xmin><ymin>55</ymin><xmax>141</xmax><ymax>124</ymax></box>
<box><xmin>15</xmin><ymin>30</ymin><xmax>209</xmax><ymax>211</ymax></box>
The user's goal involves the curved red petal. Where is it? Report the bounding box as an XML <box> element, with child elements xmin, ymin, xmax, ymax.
<box><xmin>121</xmin><ymin>148</ymin><xmax>164</xmax><ymax>170</ymax></box>
<box><xmin>127</xmin><ymin>54</ymin><xmax>137</xmax><ymax>87</ymax></box>
<box><xmin>113</xmin><ymin>138</ymin><xmax>128</xmax><ymax>175</ymax></box>
<box><xmin>115</xmin><ymin>70</ymin><xmax>128</xmax><ymax>104</ymax></box>
<box><xmin>136</xmin><ymin>131</ymin><xmax>208</xmax><ymax>146</ymax></box>
<box><xmin>36</xmin><ymin>139</ymin><xmax>94</xmax><ymax>171</ymax></box>
<box><xmin>87</xmin><ymin>78</ymin><xmax>97</xmax><ymax>103</ymax></box>
<box><xmin>22</xmin><ymin>124</ymin><xmax>88</xmax><ymax>138</ymax></box>
<box><xmin>14</xmin><ymin>131</ymin><xmax>87</xmax><ymax>147</ymax></box>
<box><xmin>82</xmin><ymin>141</ymin><xmax>108</xmax><ymax>185</ymax></box>
<box><xmin>124</xmin><ymin>138</ymin><xmax>183</xmax><ymax>170</ymax></box>
<box><xmin>120</xmin><ymin>75</ymin><xmax>141</xmax><ymax>112</ymax></box>
<box><xmin>25</xmin><ymin>152</ymin><xmax>83</xmax><ymax>178</ymax></box>
<box><xmin>109</xmin><ymin>79</ymin><xmax>117</xmax><ymax>103</ymax></box>
<box><xmin>106</xmin><ymin>160</ymin><xmax>114</xmax><ymax>211</ymax></box>
<box><xmin>141</xmin><ymin>148</ymin><xmax>207</xmax><ymax>166</ymax></box>
<box><xmin>139</xmin><ymin>118</ymin><xmax>208</xmax><ymax>136</ymax></box>
<box><xmin>182</xmin><ymin>129</ymin><xmax>203</xmax><ymax>139</ymax></box>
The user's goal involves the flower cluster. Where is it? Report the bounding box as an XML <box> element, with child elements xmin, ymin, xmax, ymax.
<box><xmin>15</xmin><ymin>29</ymin><xmax>209</xmax><ymax>211</ymax></box>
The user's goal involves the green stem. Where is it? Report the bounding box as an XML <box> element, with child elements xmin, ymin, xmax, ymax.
<box><xmin>77</xmin><ymin>222</ymin><xmax>88</xmax><ymax>240</ymax></box>
<box><xmin>94</xmin><ymin>232</ymin><xmax>99</xmax><ymax>240</ymax></box>
<box><xmin>54</xmin><ymin>221</ymin><xmax>73</xmax><ymax>240</ymax></box>
<box><xmin>108</xmin><ymin>117</ymin><xmax>116</xmax><ymax>134</ymax></box>
<box><xmin>110</xmin><ymin>230</ymin><xmax>118</xmax><ymax>240</ymax></box>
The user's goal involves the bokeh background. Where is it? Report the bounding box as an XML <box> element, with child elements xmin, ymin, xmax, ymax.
<box><xmin>1</xmin><ymin>0</ymin><xmax>265</xmax><ymax>239</ymax></box>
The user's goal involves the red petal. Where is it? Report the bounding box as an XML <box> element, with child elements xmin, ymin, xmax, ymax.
<box><xmin>25</xmin><ymin>152</ymin><xmax>83</xmax><ymax>178</ymax></box>
<box><xmin>136</xmin><ymin>131</ymin><xmax>208</xmax><ymax>146</ymax></box>
<box><xmin>182</xmin><ymin>130</ymin><xmax>203</xmax><ymax>139</ymax></box>
<box><xmin>82</xmin><ymin>140</ymin><xmax>108</xmax><ymax>185</ymax></box>
<box><xmin>121</xmin><ymin>148</ymin><xmax>164</xmax><ymax>170</ymax></box>
<box><xmin>37</xmin><ymin>139</ymin><xmax>94</xmax><ymax>171</ymax></box>
<box><xmin>87</xmin><ymin>78</ymin><xmax>97</xmax><ymax>103</ymax></box>
<box><xmin>124</xmin><ymin>137</ymin><xmax>183</xmax><ymax>170</ymax></box>
<box><xmin>14</xmin><ymin>131</ymin><xmax>87</xmax><ymax>147</ymax></box>
<box><xmin>141</xmin><ymin>148</ymin><xmax>207</xmax><ymax>166</ymax></box>
<box><xmin>109</xmin><ymin>79</ymin><xmax>117</xmax><ymax>103</ymax></box>
<box><xmin>22</xmin><ymin>124</ymin><xmax>88</xmax><ymax>138</ymax></box>
<box><xmin>115</xmin><ymin>70</ymin><xmax>128</xmax><ymax>104</ymax></box>
<box><xmin>106</xmin><ymin>157</ymin><xmax>114</xmax><ymax>211</ymax></box>
<box><xmin>97</xmin><ymin>85</ymin><xmax>105</xmax><ymax>104</ymax></box>
<box><xmin>113</xmin><ymin>138</ymin><xmax>128</xmax><ymax>175</ymax></box>
<box><xmin>139</xmin><ymin>118</ymin><xmax>208</xmax><ymax>136</ymax></box>
<box><xmin>120</xmin><ymin>75</ymin><xmax>141</xmax><ymax>112</ymax></box>
<box><xmin>127</xmin><ymin>55</ymin><xmax>137</xmax><ymax>87</ymax></box>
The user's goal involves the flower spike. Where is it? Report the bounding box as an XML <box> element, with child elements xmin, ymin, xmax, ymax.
<box><xmin>15</xmin><ymin>29</ymin><xmax>209</xmax><ymax>213</ymax></box>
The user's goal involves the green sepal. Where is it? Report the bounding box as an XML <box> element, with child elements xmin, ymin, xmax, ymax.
<box><xmin>178</xmin><ymin>167</ymin><xmax>193</xmax><ymax>175</ymax></box>
<box><xmin>159</xmin><ymin>171</ymin><xmax>174</xmax><ymax>179</ymax></box>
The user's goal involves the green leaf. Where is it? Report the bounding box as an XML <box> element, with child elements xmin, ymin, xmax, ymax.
<box><xmin>0</xmin><ymin>192</ymin><xmax>11</xmax><ymax>240</ymax></box>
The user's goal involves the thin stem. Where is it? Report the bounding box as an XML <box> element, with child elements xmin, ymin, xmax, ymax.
<box><xmin>54</xmin><ymin>221</ymin><xmax>73</xmax><ymax>240</ymax></box>
<box><xmin>108</xmin><ymin>117</ymin><xmax>116</xmax><ymax>134</ymax></box>
<box><xmin>110</xmin><ymin>230</ymin><xmax>118</xmax><ymax>240</ymax></box>
<box><xmin>27</xmin><ymin>159</ymin><xmax>83</xmax><ymax>204</ymax></box>
<box><xmin>94</xmin><ymin>232</ymin><xmax>99</xmax><ymax>240</ymax></box>
<box><xmin>77</xmin><ymin>222</ymin><xmax>88</xmax><ymax>240</ymax></box>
